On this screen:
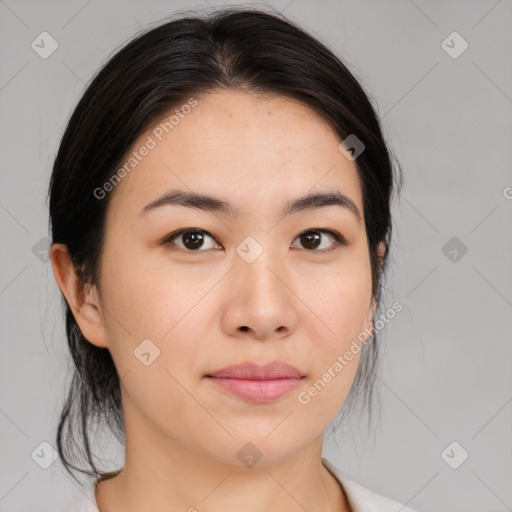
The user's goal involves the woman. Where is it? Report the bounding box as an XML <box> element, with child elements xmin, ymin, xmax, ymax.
<box><xmin>49</xmin><ymin>6</ymin><xmax>417</xmax><ymax>511</ymax></box>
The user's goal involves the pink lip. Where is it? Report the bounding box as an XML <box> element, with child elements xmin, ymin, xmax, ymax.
<box><xmin>206</xmin><ymin>361</ymin><xmax>305</xmax><ymax>403</ymax></box>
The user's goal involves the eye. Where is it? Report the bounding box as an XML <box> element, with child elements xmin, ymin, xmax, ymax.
<box><xmin>291</xmin><ymin>229</ymin><xmax>347</xmax><ymax>252</ymax></box>
<box><xmin>161</xmin><ymin>227</ymin><xmax>347</xmax><ymax>254</ymax></box>
<box><xmin>163</xmin><ymin>228</ymin><xmax>219</xmax><ymax>252</ymax></box>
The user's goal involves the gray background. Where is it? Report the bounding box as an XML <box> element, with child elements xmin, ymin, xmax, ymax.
<box><xmin>1</xmin><ymin>0</ymin><xmax>511</xmax><ymax>511</ymax></box>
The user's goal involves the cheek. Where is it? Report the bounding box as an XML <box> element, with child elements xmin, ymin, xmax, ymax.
<box><xmin>100</xmin><ymin>254</ymin><xmax>217</xmax><ymax>404</ymax></box>
<box><xmin>297</xmin><ymin>260</ymin><xmax>373</xmax><ymax>344</ymax></box>
<box><xmin>293</xmin><ymin>259</ymin><xmax>372</xmax><ymax>404</ymax></box>
<box><xmin>100</xmin><ymin>259</ymin><xmax>205</xmax><ymax>426</ymax></box>
<box><xmin>101</xmin><ymin>246</ymin><xmax>204</xmax><ymax>340</ymax></box>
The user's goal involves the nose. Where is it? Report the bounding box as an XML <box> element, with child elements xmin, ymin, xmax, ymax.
<box><xmin>220</xmin><ymin>251</ymin><xmax>298</xmax><ymax>341</ymax></box>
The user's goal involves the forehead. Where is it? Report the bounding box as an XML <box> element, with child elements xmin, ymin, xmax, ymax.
<box><xmin>107</xmin><ymin>89</ymin><xmax>363</xmax><ymax>223</ymax></box>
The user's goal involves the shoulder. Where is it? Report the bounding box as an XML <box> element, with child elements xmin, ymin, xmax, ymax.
<box><xmin>58</xmin><ymin>482</ymin><xmax>98</xmax><ymax>512</ymax></box>
<box><xmin>322</xmin><ymin>457</ymin><xmax>421</xmax><ymax>512</ymax></box>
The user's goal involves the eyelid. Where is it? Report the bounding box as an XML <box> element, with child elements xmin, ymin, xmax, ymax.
<box><xmin>161</xmin><ymin>227</ymin><xmax>347</xmax><ymax>253</ymax></box>
<box><xmin>160</xmin><ymin>228</ymin><xmax>218</xmax><ymax>251</ymax></box>
<box><xmin>292</xmin><ymin>228</ymin><xmax>348</xmax><ymax>253</ymax></box>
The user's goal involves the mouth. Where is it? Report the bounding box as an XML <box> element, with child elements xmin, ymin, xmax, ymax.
<box><xmin>205</xmin><ymin>360</ymin><xmax>305</xmax><ymax>403</ymax></box>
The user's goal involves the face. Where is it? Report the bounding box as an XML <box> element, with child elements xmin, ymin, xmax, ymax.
<box><xmin>58</xmin><ymin>89</ymin><xmax>383</xmax><ymax>467</ymax></box>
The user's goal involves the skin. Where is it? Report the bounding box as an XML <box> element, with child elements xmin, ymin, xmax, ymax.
<box><xmin>51</xmin><ymin>89</ymin><xmax>385</xmax><ymax>512</ymax></box>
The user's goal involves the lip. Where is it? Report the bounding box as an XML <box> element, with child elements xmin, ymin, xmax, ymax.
<box><xmin>206</xmin><ymin>361</ymin><xmax>305</xmax><ymax>403</ymax></box>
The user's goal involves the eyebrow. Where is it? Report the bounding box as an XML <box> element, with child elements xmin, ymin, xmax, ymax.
<box><xmin>138</xmin><ymin>188</ymin><xmax>362</xmax><ymax>223</ymax></box>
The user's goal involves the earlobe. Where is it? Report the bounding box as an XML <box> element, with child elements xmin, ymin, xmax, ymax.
<box><xmin>49</xmin><ymin>243</ymin><xmax>109</xmax><ymax>349</ymax></box>
<box><xmin>366</xmin><ymin>297</ymin><xmax>376</xmax><ymax>337</ymax></box>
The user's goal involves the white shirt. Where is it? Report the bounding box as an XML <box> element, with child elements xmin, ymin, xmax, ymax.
<box><xmin>59</xmin><ymin>457</ymin><xmax>420</xmax><ymax>512</ymax></box>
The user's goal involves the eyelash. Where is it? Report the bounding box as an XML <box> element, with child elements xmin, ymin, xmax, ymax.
<box><xmin>161</xmin><ymin>228</ymin><xmax>347</xmax><ymax>254</ymax></box>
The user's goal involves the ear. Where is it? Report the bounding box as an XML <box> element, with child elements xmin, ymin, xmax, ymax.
<box><xmin>49</xmin><ymin>243</ymin><xmax>109</xmax><ymax>349</ymax></box>
<box><xmin>365</xmin><ymin>241</ymin><xmax>387</xmax><ymax>335</ymax></box>
<box><xmin>376</xmin><ymin>240</ymin><xmax>387</xmax><ymax>270</ymax></box>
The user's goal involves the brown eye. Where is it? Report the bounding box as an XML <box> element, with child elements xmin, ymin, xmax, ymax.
<box><xmin>164</xmin><ymin>229</ymin><xmax>218</xmax><ymax>252</ymax></box>
<box><xmin>292</xmin><ymin>229</ymin><xmax>346</xmax><ymax>252</ymax></box>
